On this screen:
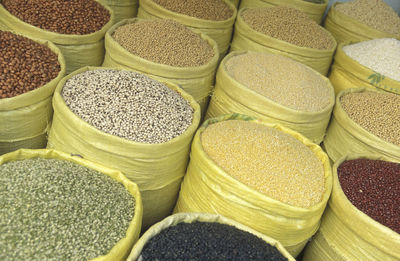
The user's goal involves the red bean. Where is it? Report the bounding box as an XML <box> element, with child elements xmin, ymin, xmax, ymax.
<box><xmin>338</xmin><ymin>159</ymin><xmax>400</xmax><ymax>233</ymax></box>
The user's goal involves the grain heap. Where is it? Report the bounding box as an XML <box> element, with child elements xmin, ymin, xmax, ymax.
<box><xmin>0</xmin><ymin>31</ymin><xmax>60</xmax><ymax>99</ymax></box>
<box><xmin>112</xmin><ymin>19</ymin><xmax>215</xmax><ymax>67</ymax></box>
<box><xmin>0</xmin><ymin>158</ymin><xmax>135</xmax><ymax>260</ymax></box>
<box><xmin>303</xmin><ymin>0</ymin><xmax>324</xmax><ymax>3</ymax></box>
<box><xmin>225</xmin><ymin>52</ymin><xmax>332</xmax><ymax>112</ymax></box>
<box><xmin>2</xmin><ymin>0</ymin><xmax>110</xmax><ymax>35</ymax></box>
<box><xmin>139</xmin><ymin>222</ymin><xmax>289</xmax><ymax>260</ymax></box>
<box><xmin>62</xmin><ymin>69</ymin><xmax>194</xmax><ymax>144</ymax></box>
<box><xmin>241</xmin><ymin>6</ymin><xmax>335</xmax><ymax>50</ymax></box>
<box><xmin>340</xmin><ymin>91</ymin><xmax>400</xmax><ymax>146</ymax></box>
<box><xmin>343</xmin><ymin>38</ymin><xmax>400</xmax><ymax>82</ymax></box>
<box><xmin>201</xmin><ymin>120</ymin><xmax>325</xmax><ymax>208</ymax></box>
<box><xmin>151</xmin><ymin>0</ymin><xmax>233</xmax><ymax>21</ymax></box>
<box><xmin>338</xmin><ymin>159</ymin><xmax>400</xmax><ymax>233</ymax></box>
<box><xmin>335</xmin><ymin>0</ymin><xmax>400</xmax><ymax>35</ymax></box>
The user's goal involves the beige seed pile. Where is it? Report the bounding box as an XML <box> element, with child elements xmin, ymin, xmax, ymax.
<box><xmin>225</xmin><ymin>52</ymin><xmax>332</xmax><ymax>112</ymax></box>
<box><xmin>152</xmin><ymin>0</ymin><xmax>233</xmax><ymax>21</ymax></box>
<box><xmin>335</xmin><ymin>0</ymin><xmax>400</xmax><ymax>35</ymax></box>
<box><xmin>340</xmin><ymin>91</ymin><xmax>400</xmax><ymax>146</ymax></box>
<box><xmin>113</xmin><ymin>19</ymin><xmax>214</xmax><ymax>67</ymax></box>
<box><xmin>343</xmin><ymin>38</ymin><xmax>400</xmax><ymax>82</ymax></box>
<box><xmin>201</xmin><ymin>120</ymin><xmax>326</xmax><ymax>208</ymax></box>
<box><xmin>241</xmin><ymin>7</ymin><xmax>335</xmax><ymax>50</ymax></box>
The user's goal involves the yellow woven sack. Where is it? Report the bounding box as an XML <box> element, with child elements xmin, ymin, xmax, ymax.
<box><xmin>229</xmin><ymin>0</ymin><xmax>241</xmax><ymax>7</ymax></box>
<box><xmin>0</xmin><ymin>36</ymin><xmax>66</xmax><ymax>155</ymax></box>
<box><xmin>173</xmin><ymin>113</ymin><xmax>332</xmax><ymax>257</ymax></box>
<box><xmin>324</xmin><ymin>3</ymin><xmax>400</xmax><ymax>44</ymax></box>
<box><xmin>103</xmin><ymin>18</ymin><xmax>219</xmax><ymax>114</ymax></box>
<box><xmin>103</xmin><ymin>0</ymin><xmax>138</xmax><ymax>24</ymax></box>
<box><xmin>0</xmin><ymin>148</ymin><xmax>143</xmax><ymax>261</ymax></box>
<box><xmin>329</xmin><ymin>42</ymin><xmax>400</xmax><ymax>95</ymax></box>
<box><xmin>0</xmin><ymin>0</ymin><xmax>114</xmax><ymax>74</ymax></box>
<box><xmin>206</xmin><ymin>51</ymin><xmax>335</xmax><ymax>144</ymax></box>
<box><xmin>230</xmin><ymin>8</ymin><xmax>336</xmax><ymax>76</ymax></box>
<box><xmin>239</xmin><ymin>0</ymin><xmax>328</xmax><ymax>24</ymax></box>
<box><xmin>137</xmin><ymin>0</ymin><xmax>237</xmax><ymax>56</ymax></box>
<box><xmin>303</xmin><ymin>154</ymin><xmax>400</xmax><ymax>261</ymax></box>
<box><xmin>47</xmin><ymin>66</ymin><xmax>201</xmax><ymax>229</ymax></box>
<box><xmin>127</xmin><ymin>213</ymin><xmax>296</xmax><ymax>260</ymax></box>
<box><xmin>323</xmin><ymin>88</ymin><xmax>400</xmax><ymax>163</ymax></box>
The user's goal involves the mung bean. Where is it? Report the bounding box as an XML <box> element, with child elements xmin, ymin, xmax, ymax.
<box><xmin>0</xmin><ymin>158</ymin><xmax>135</xmax><ymax>260</ymax></box>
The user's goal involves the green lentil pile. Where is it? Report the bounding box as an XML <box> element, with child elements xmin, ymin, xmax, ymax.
<box><xmin>62</xmin><ymin>69</ymin><xmax>194</xmax><ymax>144</ymax></box>
<box><xmin>225</xmin><ymin>52</ymin><xmax>332</xmax><ymax>112</ymax></box>
<box><xmin>112</xmin><ymin>19</ymin><xmax>214</xmax><ymax>67</ymax></box>
<box><xmin>201</xmin><ymin>120</ymin><xmax>325</xmax><ymax>208</ymax></box>
<box><xmin>241</xmin><ymin>6</ymin><xmax>335</xmax><ymax>50</ymax></box>
<box><xmin>343</xmin><ymin>38</ymin><xmax>400</xmax><ymax>82</ymax></box>
<box><xmin>0</xmin><ymin>158</ymin><xmax>135</xmax><ymax>261</ymax></box>
<box><xmin>340</xmin><ymin>91</ymin><xmax>400</xmax><ymax>146</ymax></box>
<box><xmin>152</xmin><ymin>0</ymin><xmax>233</xmax><ymax>21</ymax></box>
<box><xmin>335</xmin><ymin>0</ymin><xmax>400</xmax><ymax>35</ymax></box>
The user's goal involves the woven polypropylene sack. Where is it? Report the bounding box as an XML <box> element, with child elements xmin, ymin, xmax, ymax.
<box><xmin>206</xmin><ymin>51</ymin><xmax>335</xmax><ymax>144</ymax></box>
<box><xmin>103</xmin><ymin>18</ymin><xmax>219</xmax><ymax>114</ymax></box>
<box><xmin>303</xmin><ymin>154</ymin><xmax>400</xmax><ymax>261</ymax></box>
<box><xmin>329</xmin><ymin>42</ymin><xmax>400</xmax><ymax>95</ymax></box>
<box><xmin>229</xmin><ymin>0</ymin><xmax>240</xmax><ymax>7</ymax></box>
<box><xmin>137</xmin><ymin>0</ymin><xmax>237</xmax><ymax>56</ymax></box>
<box><xmin>230</xmin><ymin>8</ymin><xmax>336</xmax><ymax>76</ymax></box>
<box><xmin>0</xmin><ymin>0</ymin><xmax>114</xmax><ymax>74</ymax></box>
<box><xmin>47</xmin><ymin>66</ymin><xmax>201</xmax><ymax>229</ymax></box>
<box><xmin>324</xmin><ymin>3</ymin><xmax>400</xmax><ymax>44</ymax></box>
<box><xmin>323</xmin><ymin>88</ymin><xmax>400</xmax><ymax>163</ymax></box>
<box><xmin>0</xmin><ymin>37</ymin><xmax>66</xmax><ymax>155</ymax></box>
<box><xmin>127</xmin><ymin>213</ymin><xmax>296</xmax><ymax>261</ymax></box>
<box><xmin>173</xmin><ymin>113</ymin><xmax>332</xmax><ymax>257</ymax></box>
<box><xmin>103</xmin><ymin>0</ymin><xmax>138</xmax><ymax>24</ymax></box>
<box><xmin>0</xmin><ymin>148</ymin><xmax>143</xmax><ymax>261</ymax></box>
<box><xmin>239</xmin><ymin>0</ymin><xmax>328</xmax><ymax>24</ymax></box>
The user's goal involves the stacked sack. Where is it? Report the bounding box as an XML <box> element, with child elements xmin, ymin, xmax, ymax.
<box><xmin>0</xmin><ymin>30</ymin><xmax>66</xmax><ymax>155</ymax></box>
<box><xmin>324</xmin><ymin>0</ymin><xmax>400</xmax><ymax>44</ymax></box>
<box><xmin>206</xmin><ymin>50</ymin><xmax>335</xmax><ymax>143</ymax></box>
<box><xmin>0</xmin><ymin>0</ymin><xmax>114</xmax><ymax>73</ymax></box>
<box><xmin>103</xmin><ymin>18</ymin><xmax>219</xmax><ymax>114</ymax></box>
<box><xmin>303</xmin><ymin>154</ymin><xmax>400</xmax><ymax>260</ymax></box>
<box><xmin>329</xmin><ymin>38</ymin><xmax>400</xmax><ymax>95</ymax></box>
<box><xmin>47</xmin><ymin>67</ymin><xmax>200</xmax><ymax>229</ymax></box>
<box><xmin>231</xmin><ymin>6</ymin><xmax>336</xmax><ymax>75</ymax></box>
<box><xmin>174</xmin><ymin>114</ymin><xmax>332</xmax><ymax>256</ymax></box>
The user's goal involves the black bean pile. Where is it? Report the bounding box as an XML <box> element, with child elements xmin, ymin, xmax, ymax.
<box><xmin>338</xmin><ymin>159</ymin><xmax>400</xmax><ymax>233</ymax></box>
<box><xmin>139</xmin><ymin>221</ymin><xmax>288</xmax><ymax>260</ymax></box>
<box><xmin>2</xmin><ymin>0</ymin><xmax>110</xmax><ymax>35</ymax></box>
<box><xmin>0</xmin><ymin>31</ymin><xmax>60</xmax><ymax>99</ymax></box>
<box><xmin>0</xmin><ymin>158</ymin><xmax>135</xmax><ymax>261</ymax></box>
